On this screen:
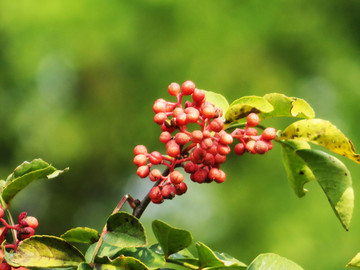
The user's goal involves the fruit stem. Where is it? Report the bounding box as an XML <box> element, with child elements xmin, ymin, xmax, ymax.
<box><xmin>0</xmin><ymin>196</ymin><xmax>18</xmax><ymax>244</ymax></box>
<box><xmin>132</xmin><ymin>167</ymin><xmax>170</xmax><ymax>219</ymax></box>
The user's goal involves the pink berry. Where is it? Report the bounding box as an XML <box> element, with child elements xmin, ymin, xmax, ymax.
<box><xmin>134</xmin><ymin>145</ymin><xmax>147</xmax><ymax>155</ymax></box>
<box><xmin>149</xmin><ymin>169</ymin><xmax>162</xmax><ymax>182</ymax></box>
<box><xmin>166</xmin><ymin>140</ymin><xmax>181</xmax><ymax>157</ymax></box>
<box><xmin>247</xmin><ymin>113</ymin><xmax>260</xmax><ymax>127</ymax></box>
<box><xmin>154</xmin><ymin>112</ymin><xmax>168</xmax><ymax>125</ymax></box>
<box><xmin>215</xmin><ymin>153</ymin><xmax>227</xmax><ymax>164</ymax></box>
<box><xmin>191</xmin><ymin>169</ymin><xmax>208</xmax><ymax>183</ymax></box>
<box><xmin>234</xmin><ymin>143</ymin><xmax>245</xmax><ymax>155</ymax></box>
<box><xmin>261</xmin><ymin>127</ymin><xmax>277</xmax><ymax>140</ymax></box>
<box><xmin>175</xmin><ymin>132</ymin><xmax>190</xmax><ymax>145</ymax></box>
<box><xmin>191</xmin><ymin>130</ymin><xmax>203</xmax><ymax>143</ymax></box>
<box><xmin>161</xmin><ymin>184</ymin><xmax>176</xmax><ymax>199</ymax></box>
<box><xmin>201</xmin><ymin>105</ymin><xmax>216</xmax><ymax>119</ymax></box>
<box><xmin>149</xmin><ymin>151</ymin><xmax>163</xmax><ymax>165</ymax></box>
<box><xmin>24</xmin><ymin>216</ymin><xmax>39</xmax><ymax>229</ymax></box>
<box><xmin>133</xmin><ymin>154</ymin><xmax>147</xmax><ymax>167</ymax></box>
<box><xmin>160</xmin><ymin>131</ymin><xmax>172</xmax><ymax>143</ymax></box>
<box><xmin>184</xmin><ymin>161</ymin><xmax>198</xmax><ymax>173</ymax></box>
<box><xmin>219</xmin><ymin>133</ymin><xmax>233</xmax><ymax>145</ymax></box>
<box><xmin>185</xmin><ymin>107</ymin><xmax>200</xmax><ymax>123</ymax></box>
<box><xmin>173</xmin><ymin>107</ymin><xmax>184</xmax><ymax>118</ymax></box>
<box><xmin>168</xmin><ymin>82</ymin><xmax>181</xmax><ymax>96</ymax></box>
<box><xmin>137</xmin><ymin>166</ymin><xmax>150</xmax><ymax>178</ymax></box>
<box><xmin>209</xmin><ymin>118</ymin><xmax>224</xmax><ymax>132</ymax></box>
<box><xmin>246</xmin><ymin>127</ymin><xmax>258</xmax><ymax>136</ymax></box>
<box><xmin>175</xmin><ymin>113</ymin><xmax>188</xmax><ymax>126</ymax></box>
<box><xmin>181</xmin><ymin>80</ymin><xmax>196</xmax><ymax>95</ymax></box>
<box><xmin>170</xmin><ymin>171</ymin><xmax>184</xmax><ymax>185</ymax></box>
<box><xmin>153</xmin><ymin>99</ymin><xmax>167</xmax><ymax>113</ymax></box>
<box><xmin>190</xmin><ymin>148</ymin><xmax>206</xmax><ymax>164</ymax></box>
<box><xmin>246</xmin><ymin>140</ymin><xmax>256</xmax><ymax>154</ymax></box>
<box><xmin>217</xmin><ymin>143</ymin><xmax>231</xmax><ymax>155</ymax></box>
<box><xmin>254</xmin><ymin>140</ymin><xmax>269</xmax><ymax>154</ymax></box>
<box><xmin>192</xmin><ymin>89</ymin><xmax>205</xmax><ymax>103</ymax></box>
<box><xmin>200</xmin><ymin>138</ymin><xmax>214</xmax><ymax>150</ymax></box>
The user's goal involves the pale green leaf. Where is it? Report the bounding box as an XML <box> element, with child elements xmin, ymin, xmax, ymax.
<box><xmin>247</xmin><ymin>253</ymin><xmax>304</xmax><ymax>270</ymax></box>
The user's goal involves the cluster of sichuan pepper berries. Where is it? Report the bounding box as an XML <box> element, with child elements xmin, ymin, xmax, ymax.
<box><xmin>133</xmin><ymin>80</ymin><xmax>277</xmax><ymax>204</ymax></box>
<box><xmin>0</xmin><ymin>205</ymin><xmax>38</xmax><ymax>251</ymax></box>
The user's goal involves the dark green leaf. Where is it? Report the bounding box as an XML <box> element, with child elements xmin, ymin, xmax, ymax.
<box><xmin>247</xmin><ymin>253</ymin><xmax>304</xmax><ymax>270</ymax></box>
<box><xmin>2</xmin><ymin>158</ymin><xmax>68</xmax><ymax>203</ymax></box>
<box><xmin>78</xmin><ymin>262</ymin><xmax>93</xmax><ymax>270</ymax></box>
<box><xmin>61</xmin><ymin>227</ymin><xmax>100</xmax><ymax>244</ymax></box>
<box><xmin>225</xmin><ymin>96</ymin><xmax>273</xmax><ymax>123</ymax></box>
<box><xmin>119</xmin><ymin>247</ymin><xmax>166</xmax><ymax>269</ymax></box>
<box><xmin>84</xmin><ymin>242</ymin><xmax>116</xmax><ymax>264</ymax></box>
<box><xmin>296</xmin><ymin>149</ymin><xmax>354</xmax><ymax>230</ymax></box>
<box><xmin>102</xmin><ymin>212</ymin><xmax>146</xmax><ymax>248</ymax></box>
<box><xmin>281</xmin><ymin>140</ymin><xmax>315</xmax><ymax>197</ymax></box>
<box><xmin>261</xmin><ymin>93</ymin><xmax>315</xmax><ymax>119</ymax></box>
<box><xmin>5</xmin><ymin>235</ymin><xmax>85</xmax><ymax>268</ymax></box>
<box><xmin>110</xmin><ymin>256</ymin><xmax>149</xmax><ymax>270</ymax></box>
<box><xmin>152</xmin><ymin>220</ymin><xmax>192</xmax><ymax>257</ymax></box>
<box><xmin>204</xmin><ymin>90</ymin><xmax>229</xmax><ymax>116</ymax></box>
<box><xmin>279</xmin><ymin>119</ymin><xmax>360</xmax><ymax>164</ymax></box>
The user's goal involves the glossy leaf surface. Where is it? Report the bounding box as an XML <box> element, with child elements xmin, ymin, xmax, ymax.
<box><xmin>61</xmin><ymin>227</ymin><xmax>100</xmax><ymax>244</ymax></box>
<box><xmin>247</xmin><ymin>253</ymin><xmax>303</xmax><ymax>270</ymax></box>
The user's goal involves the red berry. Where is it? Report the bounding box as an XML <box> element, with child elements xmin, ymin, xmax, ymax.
<box><xmin>0</xmin><ymin>207</ymin><xmax>4</xmax><ymax>219</ymax></box>
<box><xmin>166</xmin><ymin>140</ymin><xmax>181</xmax><ymax>157</ymax></box>
<box><xmin>181</xmin><ymin>80</ymin><xmax>196</xmax><ymax>95</ymax></box>
<box><xmin>19</xmin><ymin>227</ymin><xmax>35</xmax><ymax>240</ymax></box>
<box><xmin>265</xmin><ymin>140</ymin><xmax>273</xmax><ymax>150</ymax></box>
<box><xmin>168</xmin><ymin>82</ymin><xmax>181</xmax><ymax>96</ymax></box>
<box><xmin>234</xmin><ymin>143</ymin><xmax>245</xmax><ymax>155</ymax></box>
<box><xmin>133</xmin><ymin>154</ymin><xmax>147</xmax><ymax>167</ymax></box>
<box><xmin>209</xmin><ymin>118</ymin><xmax>224</xmax><ymax>132</ymax></box>
<box><xmin>261</xmin><ymin>127</ymin><xmax>277</xmax><ymax>140</ymax></box>
<box><xmin>175</xmin><ymin>132</ymin><xmax>190</xmax><ymax>145</ymax></box>
<box><xmin>215</xmin><ymin>169</ymin><xmax>226</xmax><ymax>183</ymax></box>
<box><xmin>215</xmin><ymin>153</ymin><xmax>227</xmax><ymax>164</ymax></box>
<box><xmin>160</xmin><ymin>131</ymin><xmax>172</xmax><ymax>143</ymax></box>
<box><xmin>246</xmin><ymin>127</ymin><xmax>258</xmax><ymax>136</ymax></box>
<box><xmin>0</xmin><ymin>263</ymin><xmax>11</xmax><ymax>270</ymax></box>
<box><xmin>137</xmin><ymin>166</ymin><xmax>150</xmax><ymax>178</ymax></box>
<box><xmin>175</xmin><ymin>182</ymin><xmax>187</xmax><ymax>195</ymax></box>
<box><xmin>170</xmin><ymin>171</ymin><xmax>184</xmax><ymax>185</ymax></box>
<box><xmin>200</xmin><ymin>138</ymin><xmax>214</xmax><ymax>150</ymax></box>
<box><xmin>173</xmin><ymin>107</ymin><xmax>184</xmax><ymax>118</ymax></box>
<box><xmin>201</xmin><ymin>105</ymin><xmax>216</xmax><ymax>119</ymax></box>
<box><xmin>202</xmin><ymin>153</ymin><xmax>215</xmax><ymax>166</ymax></box>
<box><xmin>175</xmin><ymin>113</ymin><xmax>188</xmax><ymax>126</ymax></box>
<box><xmin>219</xmin><ymin>133</ymin><xmax>233</xmax><ymax>145</ymax></box>
<box><xmin>184</xmin><ymin>161</ymin><xmax>198</xmax><ymax>173</ymax></box>
<box><xmin>161</xmin><ymin>184</ymin><xmax>176</xmax><ymax>199</ymax></box>
<box><xmin>191</xmin><ymin>169</ymin><xmax>208</xmax><ymax>183</ymax></box>
<box><xmin>190</xmin><ymin>147</ymin><xmax>206</xmax><ymax>164</ymax></box>
<box><xmin>208</xmin><ymin>168</ymin><xmax>221</xmax><ymax>182</ymax></box>
<box><xmin>24</xmin><ymin>216</ymin><xmax>39</xmax><ymax>229</ymax></box>
<box><xmin>246</xmin><ymin>140</ymin><xmax>256</xmax><ymax>154</ymax></box>
<box><xmin>149</xmin><ymin>186</ymin><xmax>163</xmax><ymax>203</ymax></box>
<box><xmin>192</xmin><ymin>89</ymin><xmax>205</xmax><ymax>103</ymax></box>
<box><xmin>254</xmin><ymin>140</ymin><xmax>269</xmax><ymax>154</ymax></box>
<box><xmin>134</xmin><ymin>145</ymin><xmax>147</xmax><ymax>155</ymax></box>
<box><xmin>149</xmin><ymin>169</ymin><xmax>162</xmax><ymax>182</ymax></box>
<box><xmin>153</xmin><ymin>99</ymin><xmax>167</xmax><ymax>113</ymax></box>
<box><xmin>247</xmin><ymin>113</ymin><xmax>260</xmax><ymax>127</ymax></box>
<box><xmin>217</xmin><ymin>143</ymin><xmax>231</xmax><ymax>155</ymax></box>
<box><xmin>149</xmin><ymin>151</ymin><xmax>163</xmax><ymax>165</ymax></box>
<box><xmin>185</xmin><ymin>107</ymin><xmax>200</xmax><ymax>123</ymax></box>
<box><xmin>154</xmin><ymin>112</ymin><xmax>168</xmax><ymax>125</ymax></box>
<box><xmin>191</xmin><ymin>130</ymin><xmax>203</xmax><ymax>143</ymax></box>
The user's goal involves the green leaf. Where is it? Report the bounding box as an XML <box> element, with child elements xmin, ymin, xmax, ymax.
<box><xmin>196</xmin><ymin>242</ymin><xmax>247</xmax><ymax>269</ymax></box>
<box><xmin>78</xmin><ymin>262</ymin><xmax>93</xmax><ymax>270</ymax></box>
<box><xmin>5</xmin><ymin>235</ymin><xmax>85</xmax><ymax>268</ymax></box>
<box><xmin>204</xmin><ymin>90</ymin><xmax>229</xmax><ymax>116</ymax></box>
<box><xmin>225</xmin><ymin>96</ymin><xmax>273</xmax><ymax>123</ymax></box>
<box><xmin>61</xmin><ymin>227</ymin><xmax>100</xmax><ymax>244</ymax></box>
<box><xmin>168</xmin><ymin>248</ymin><xmax>199</xmax><ymax>268</ymax></box>
<box><xmin>278</xmin><ymin>119</ymin><xmax>360</xmax><ymax>164</ymax></box>
<box><xmin>261</xmin><ymin>93</ymin><xmax>315</xmax><ymax>119</ymax></box>
<box><xmin>102</xmin><ymin>212</ymin><xmax>146</xmax><ymax>248</ymax></box>
<box><xmin>281</xmin><ymin>140</ymin><xmax>315</xmax><ymax>197</ymax></box>
<box><xmin>119</xmin><ymin>247</ymin><xmax>166</xmax><ymax>269</ymax></box>
<box><xmin>84</xmin><ymin>242</ymin><xmax>116</xmax><ymax>263</ymax></box>
<box><xmin>152</xmin><ymin>220</ymin><xmax>193</xmax><ymax>258</ymax></box>
<box><xmin>2</xmin><ymin>158</ymin><xmax>68</xmax><ymax>204</ymax></box>
<box><xmin>110</xmin><ymin>256</ymin><xmax>150</xmax><ymax>270</ymax></box>
<box><xmin>247</xmin><ymin>253</ymin><xmax>303</xmax><ymax>270</ymax></box>
<box><xmin>296</xmin><ymin>149</ymin><xmax>354</xmax><ymax>230</ymax></box>
<box><xmin>347</xmin><ymin>252</ymin><xmax>360</xmax><ymax>268</ymax></box>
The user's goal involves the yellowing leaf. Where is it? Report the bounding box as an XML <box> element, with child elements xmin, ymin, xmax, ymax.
<box><xmin>279</xmin><ymin>119</ymin><xmax>360</xmax><ymax>164</ymax></box>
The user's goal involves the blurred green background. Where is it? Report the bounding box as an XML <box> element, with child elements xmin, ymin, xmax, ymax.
<box><xmin>1</xmin><ymin>0</ymin><xmax>360</xmax><ymax>269</ymax></box>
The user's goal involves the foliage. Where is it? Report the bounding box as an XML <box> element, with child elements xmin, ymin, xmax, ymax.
<box><xmin>0</xmin><ymin>86</ymin><xmax>359</xmax><ymax>269</ymax></box>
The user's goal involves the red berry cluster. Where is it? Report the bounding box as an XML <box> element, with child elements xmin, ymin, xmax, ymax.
<box><xmin>0</xmin><ymin>206</ymin><xmax>38</xmax><ymax>251</ymax></box>
<box><xmin>231</xmin><ymin>113</ymin><xmax>277</xmax><ymax>155</ymax></box>
<box><xmin>133</xmin><ymin>81</ymin><xmax>277</xmax><ymax>204</ymax></box>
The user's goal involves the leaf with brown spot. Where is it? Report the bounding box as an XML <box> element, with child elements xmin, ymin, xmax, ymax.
<box><xmin>279</xmin><ymin>119</ymin><xmax>360</xmax><ymax>164</ymax></box>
